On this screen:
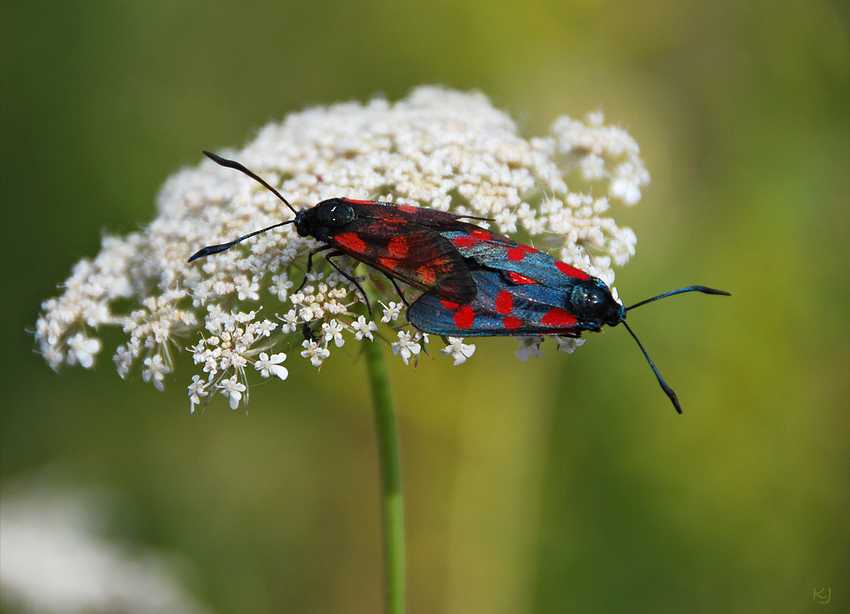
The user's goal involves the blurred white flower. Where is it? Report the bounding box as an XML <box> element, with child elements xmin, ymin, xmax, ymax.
<box><xmin>66</xmin><ymin>333</ymin><xmax>101</xmax><ymax>369</ymax></box>
<box><xmin>556</xmin><ymin>337</ymin><xmax>586</xmax><ymax>354</ymax></box>
<box><xmin>141</xmin><ymin>355</ymin><xmax>170</xmax><ymax>392</ymax></box>
<box><xmin>0</xmin><ymin>487</ymin><xmax>210</xmax><ymax>614</ymax></box>
<box><xmin>515</xmin><ymin>336</ymin><xmax>545</xmax><ymax>361</ymax></box>
<box><xmin>188</xmin><ymin>374</ymin><xmax>208</xmax><ymax>413</ymax></box>
<box><xmin>321</xmin><ymin>320</ymin><xmax>345</xmax><ymax>348</ymax></box>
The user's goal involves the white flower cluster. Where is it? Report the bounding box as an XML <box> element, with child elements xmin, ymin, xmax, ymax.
<box><xmin>34</xmin><ymin>87</ymin><xmax>648</xmax><ymax>411</ymax></box>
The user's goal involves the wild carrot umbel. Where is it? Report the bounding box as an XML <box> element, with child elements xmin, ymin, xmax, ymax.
<box><xmin>34</xmin><ymin>87</ymin><xmax>648</xmax><ymax>412</ymax></box>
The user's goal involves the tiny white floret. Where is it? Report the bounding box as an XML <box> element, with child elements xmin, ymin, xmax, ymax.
<box><xmin>556</xmin><ymin>337</ymin><xmax>586</xmax><ymax>354</ymax></box>
<box><xmin>219</xmin><ymin>375</ymin><xmax>247</xmax><ymax>410</ymax></box>
<box><xmin>380</xmin><ymin>301</ymin><xmax>403</xmax><ymax>323</ymax></box>
<box><xmin>515</xmin><ymin>336</ymin><xmax>545</xmax><ymax>362</ymax></box>
<box><xmin>441</xmin><ymin>337</ymin><xmax>476</xmax><ymax>366</ymax></box>
<box><xmin>142</xmin><ymin>355</ymin><xmax>171</xmax><ymax>391</ymax></box>
<box><xmin>188</xmin><ymin>374</ymin><xmax>208</xmax><ymax>413</ymax></box>
<box><xmin>392</xmin><ymin>331</ymin><xmax>421</xmax><ymax>365</ymax></box>
<box><xmin>321</xmin><ymin>320</ymin><xmax>345</xmax><ymax>348</ymax></box>
<box><xmin>254</xmin><ymin>352</ymin><xmax>289</xmax><ymax>380</ymax></box>
<box><xmin>66</xmin><ymin>333</ymin><xmax>101</xmax><ymax>369</ymax></box>
<box><xmin>300</xmin><ymin>340</ymin><xmax>330</xmax><ymax>367</ymax></box>
<box><xmin>351</xmin><ymin>315</ymin><xmax>378</xmax><ymax>341</ymax></box>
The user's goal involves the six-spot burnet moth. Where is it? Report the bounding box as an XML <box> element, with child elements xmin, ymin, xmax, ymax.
<box><xmin>406</xmin><ymin>225</ymin><xmax>730</xmax><ymax>413</ymax></box>
<box><xmin>190</xmin><ymin>151</ymin><xmax>491</xmax><ymax>306</ymax></box>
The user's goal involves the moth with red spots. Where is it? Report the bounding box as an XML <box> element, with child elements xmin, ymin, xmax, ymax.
<box><xmin>189</xmin><ymin>152</ymin><xmax>488</xmax><ymax>305</ymax></box>
<box><xmin>407</xmin><ymin>226</ymin><xmax>730</xmax><ymax>413</ymax></box>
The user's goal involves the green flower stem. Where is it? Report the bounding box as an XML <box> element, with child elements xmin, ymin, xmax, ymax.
<box><xmin>363</xmin><ymin>339</ymin><xmax>405</xmax><ymax>614</ymax></box>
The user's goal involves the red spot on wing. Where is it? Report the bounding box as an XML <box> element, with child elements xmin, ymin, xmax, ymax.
<box><xmin>343</xmin><ymin>199</ymin><xmax>378</xmax><ymax>205</ymax></box>
<box><xmin>418</xmin><ymin>265</ymin><xmax>437</xmax><ymax>285</ymax></box>
<box><xmin>452</xmin><ymin>236</ymin><xmax>478</xmax><ymax>248</ymax></box>
<box><xmin>440</xmin><ymin>300</ymin><xmax>459</xmax><ymax>311</ymax></box>
<box><xmin>520</xmin><ymin>244</ymin><xmax>537</xmax><ymax>253</ymax></box>
<box><xmin>336</xmin><ymin>232</ymin><xmax>367</xmax><ymax>253</ymax></box>
<box><xmin>541</xmin><ymin>308</ymin><xmax>578</xmax><ymax>327</ymax></box>
<box><xmin>453</xmin><ymin>305</ymin><xmax>475</xmax><ymax>329</ymax></box>
<box><xmin>507</xmin><ymin>248</ymin><xmax>526</xmax><ymax>261</ymax></box>
<box><xmin>555</xmin><ymin>260</ymin><xmax>590</xmax><ymax>280</ymax></box>
<box><xmin>388</xmin><ymin>236</ymin><xmax>409</xmax><ymax>258</ymax></box>
<box><xmin>495</xmin><ymin>290</ymin><xmax>513</xmax><ymax>315</ymax></box>
<box><xmin>507</xmin><ymin>271</ymin><xmax>537</xmax><ymax>285</ymax></box>
<box><xmin>377</xmin><ymin>257</ymin><xmax>398</xmax><ymax>271</ymax></box>
<box><xmin>502</xmin><ymin>316</ymin><xmax>522</xmax><ymax>329</ymax></box>
<box><xmin>398</xmin><ymin>204</ymin><xmax>418</xmax><ymax>213</ymax></box>
<box><xmin>470</xmin><ymin>229</ymin><xmax>491</xmax><ymax>240</ymax></box>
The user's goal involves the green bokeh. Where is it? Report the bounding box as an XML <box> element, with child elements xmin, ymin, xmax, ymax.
<box><xmin>2</xmin><ymin>1</ymin><xmax>848</xmax><ymax>613</ymax></box>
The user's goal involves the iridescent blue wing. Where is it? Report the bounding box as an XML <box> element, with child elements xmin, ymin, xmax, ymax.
<box><xmin>437</xmin><ymin>228</ymin><xmax>592</xmax><ymax>289</ymax></box>
<box><xmin>408</xmin><ymin>268</ymin><xmax>588</xmax><ymax>337</ymax></box>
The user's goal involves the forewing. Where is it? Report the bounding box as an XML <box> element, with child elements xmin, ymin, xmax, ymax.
<box><xmin>331</xmin><ymin>214</ymin><xmax>478</xmax><ymax>303</ymax></box>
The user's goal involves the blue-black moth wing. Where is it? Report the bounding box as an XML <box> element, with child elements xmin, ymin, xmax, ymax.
<box><xmin>438</xmin><ymin>228</ymin><xmax>593</xmax><ymax>290</ymax></box>
<box><xmin>408</xmin><ymin>268</ymin><xmax>588</xmax><ymax>337</ymax></box>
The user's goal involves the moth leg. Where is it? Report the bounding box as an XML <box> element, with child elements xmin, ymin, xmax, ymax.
<box><xmin>296</xmin><ymin>245</ymin><xmax>336</xmax><ymax>293</ymax></box>
<box><xmin>389</xmin><ymin>277</ymin><xmax>410</xmax><ymax>308</ymax></box>
<box><xmin>323</xmin><ymin>251</ymin><xmax>372</xmax><ymax>315</ymax></box>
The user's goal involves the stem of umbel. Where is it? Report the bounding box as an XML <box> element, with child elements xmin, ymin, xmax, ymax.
<box><xmin>363</xmin><ymin>338</ymin><xmax>405</xmax><ymax>614</ymax></box>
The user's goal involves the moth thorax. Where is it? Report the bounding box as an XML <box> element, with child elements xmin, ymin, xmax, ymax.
<box><xmin>316</xmin><ymin>199</ymin><xmax>356</xmax><ymax>226</ymax></box>
<box><xmin>569</xmin><ymin>280</ymin><xmax>625</xmax><ymax>326</ymax></box>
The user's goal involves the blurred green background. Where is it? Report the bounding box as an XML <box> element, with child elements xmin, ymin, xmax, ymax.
<box><xmin>2</xmin><ymin>1</ymin><xmax>848</xmax><ymax>612</ymax></box>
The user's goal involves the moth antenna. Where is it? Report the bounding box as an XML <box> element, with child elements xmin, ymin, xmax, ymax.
<box><xmin>189</xmin><ymin>151</ymin><xmax>301</xmax><ymax>262</ymax></box>
<box><xmin>622</xmin><ymin>284</ymin><xmax>729</xmax><ymax>413</ymax></box>
<box><xmin>621</xmin><ymin>321</ymin><xmax>682</xmax><ymax>414</ymax></box>
<box><xmin>187</xmin><ymin>220</ymin><xmax>294</xmax><ymax>262</ymax></box>
<box><xmin>626</xmin><ymin>285</ymin><xmax>730</xmax><ymax>311</ymax></box>
<box><xmin>203</xmin><ymin>151</ymin><xmax>297</xmax><ymax>215</ymax></box>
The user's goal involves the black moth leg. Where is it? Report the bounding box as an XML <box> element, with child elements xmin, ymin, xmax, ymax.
<box><xmin>295</xmin><ymin>245</ymin><xmax>336</xmax><ymax>293</ymax></box>
<box><xmin>322</xmin><ymin>251</ymin><xmax>373</xmax><ymax>315</ymax></box>
<box><xmin>389</xmin><ymin>277</ymin><xmax>411</xmax><ymax>308</ymax></box>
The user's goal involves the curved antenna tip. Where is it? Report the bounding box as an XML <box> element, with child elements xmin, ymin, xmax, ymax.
<box><xmin>622</xmin><ymin>320</ymin><xmax>684</xmax><ymax>414</ymax></box>
<box><xmin>627</xmin><ymin>285</ymin><xmax>730</xmax><ymax>311</ymax></box>
<box><xmin>187</xmin><ymin>220</ymin><xmax>293</xmax><ymax>263</ymax></box>
<box><xmin>201</xmin><ymin>150</ymin><xmax>295</xmax><ymax>214</ymax></box>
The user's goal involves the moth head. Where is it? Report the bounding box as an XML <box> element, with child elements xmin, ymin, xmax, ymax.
<box><xmin>568</xmin><ymin>278</ymin><xmax>625</xmax><ymax>328</ymax></box>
